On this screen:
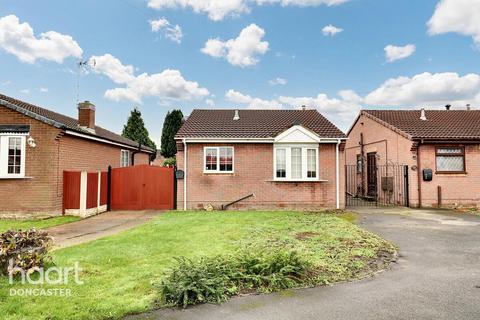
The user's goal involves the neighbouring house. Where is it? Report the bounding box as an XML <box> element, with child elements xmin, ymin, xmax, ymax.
<box><xmin>346</xmin><ymin>107</ymin><xmax>480</xmax><ymax>208</ymax></box>
<box><xmin>0</xmin><ymin>93</ymin><xmax>154</xmax><ymax>219</ymax></box>
<box><xmin>175</xmin><ymin>109</ymin><xmax>346</xmax><ymax>210</ymax></box>
<box><xmin>151</xmin><ymin>150</ymin><xmax>166</xmax><ymax>166</ymax></box>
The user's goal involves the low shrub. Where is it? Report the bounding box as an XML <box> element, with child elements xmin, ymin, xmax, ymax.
<box><xmin>0</xmin><ymin>228</ymin><xmax>53</xmax><ymax>276</ymax></box>
<box><xmin>162</xmin><ymin>157</ymin><xmax>176</xmax><ymax>167</ymax></box>
<box><xmin>159</xmin><ymin>250</ymin><xmax>310</xmax><ymax>308</ymax></box>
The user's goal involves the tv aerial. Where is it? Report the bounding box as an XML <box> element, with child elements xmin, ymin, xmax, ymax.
<box><xmin>75</xmin><ymin>59</ymin><xmax>96</xmax><ymax>103</ymax></box>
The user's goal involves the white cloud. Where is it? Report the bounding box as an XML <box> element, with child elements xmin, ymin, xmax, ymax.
<box><xmin>39</xmin><ymin>87</ymin><xmax>48</xmax><ymax>93</ymax></box>
<box><xmin>225</xmin><ymin>88</ymin><xmax>362</xmax><ymax>125</ymax></box>
<box><xmin>202</xmin><ymin>24</ymin><xmax>268</xmax><ymax>67</ymax></box>
<box><xmin>268</xmin><ymin>77</ymin><xmax>287</xmax><ymax>85</ymax></box>
<box><xmin>225</xmin><ymin>71</ymin><xmax>480</xmax><ymax>131</ymax></box>
<box><xmin>148</xmin><ymin>0</ymin><xmax>348</xmax><ymax>21</ymax></box>
<box><xmin>1</xmin><ymin>80</ymin><xmax>11</xmax><ymax>86</ymax></box>
<box><xmin>384</xmin><ymin>44</ymin><xmax>416</xmax><ymax>62</ymax></box>
<box><xmin>0</xmin><ymin>15</ymin><xmax>82</xmax><ymax>64</ymax></box>
<box><xmin>150</xmin><ymin>18</ymin><xmax>170</xmax><ymax>31</ymax></box>
<box><xmin>20</xmin><ymin>89</ymin><xmax>29</xmax><ymax>94</ymax></box>
<box><xmin>278</xmin><ymin>91</ymin><xmax>362</xmax><ymax>122</ymax></box>
<box><xmin>225</xmin><ymin>89</ymin><xmax>283</xmax><ymax>109</ymax></box>
<box><xmin>322</xmin><ymin>24</ymin><xmax>343</xmax><ymax>36</ymax></box>
<box><xmin>365</xmin><ymin>72</ymin><xmax>480</xmax><ymax>107</ymax></box>
<box><xmin>89</xmin><ymin>54</ymin><xmax>135</xmax><ymax>84</ymax></box>
<box><xmin>150</xmin><ymin>17</ymin><xmax>183</xmax><ymax>43</ymax></box>
<box><xmin>428</xmin><ymin>0</ymin><xmax>480</xmax><ymax>46</ymax></box>
<box><xmin>90</xmin><ymin>53</ymin><xmax>209</xmax><ymax>103</ymax></box>
<box><xmin>205</xmin><ymin>98</ymin><xmax>215</xmax><ymax>107</ymax></box>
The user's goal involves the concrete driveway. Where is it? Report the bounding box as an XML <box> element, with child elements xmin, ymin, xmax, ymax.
<box><xmin>48</xmin><ymin>211</ymin><xmax>162</xmax><ymax>248</ymax></box>
<box><xmin>129</xmin><ymin>207</ymin><xmax>480</xmax><ymax>320</ymax></box>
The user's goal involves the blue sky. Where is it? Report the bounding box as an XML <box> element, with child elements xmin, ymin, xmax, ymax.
<box><xmin>0</xmin><ymin>0</ymin><xmax>479</xmax><ymax>145</ymax></box>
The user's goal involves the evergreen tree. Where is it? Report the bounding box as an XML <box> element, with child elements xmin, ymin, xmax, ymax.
<box><xmin>122</xmin><ymin>107</ymin><xmax>156</xmax><ymax>151</ymax></box>
<box><xmin>161</xmin><ymin>110</ymin><xmax>184</xmax><ymax>158</ymax></box>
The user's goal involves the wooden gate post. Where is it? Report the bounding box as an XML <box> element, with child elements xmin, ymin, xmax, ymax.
<box><xmin>107</xmin><ymin>165</ymin><xmax>112</xmax><ymax>211</ymax></box>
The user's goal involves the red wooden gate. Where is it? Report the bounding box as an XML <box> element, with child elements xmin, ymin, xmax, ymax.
<box><xmin>110</xmin><ymin>165</ymin><xmax>175</xmax><ymax>210</ymax></box>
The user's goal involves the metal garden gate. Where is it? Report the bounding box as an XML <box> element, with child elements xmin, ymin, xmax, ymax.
<box><xmin>345</xmin><ymin>163</ymin><xmax>409</xmax><ymax>207</ymax></box>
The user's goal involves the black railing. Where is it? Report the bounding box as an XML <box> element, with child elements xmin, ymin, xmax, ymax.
<box><xmin>345</xmin><ymin>164</ymin><xmax>409</xmax><ymax>207</ymax></box>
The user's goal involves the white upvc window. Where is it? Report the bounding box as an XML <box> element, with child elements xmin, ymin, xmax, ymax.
<box><xmin>274</xmin><ymin>145</ymin><xmax>319</xmax><ymax>181</ymax></box>
<box><xmin>204</xmin><ymin>147</ymin><xmax>234</xmax><ymax>173</ymax></box>
<box><xmin>120</xmin><ymin>150</ymin><xmax>130</xmax><ymax>167</ymax></box>
<box><xmin>0</xmin><ymin>135</ymin><xmax>26</xmax><ymax>178</ymax></box>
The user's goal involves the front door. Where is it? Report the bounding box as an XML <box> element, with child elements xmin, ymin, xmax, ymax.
<box><xmin>367</xmin><ymin>153</ymin><xmax>377</xmax><ymax>197</ymax></box>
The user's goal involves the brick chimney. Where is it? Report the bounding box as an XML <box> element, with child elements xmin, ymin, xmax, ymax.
<box><xmin>78</xmin><ymin>101</ymin><xmax>95</xmax><ymax>131</ymax></box>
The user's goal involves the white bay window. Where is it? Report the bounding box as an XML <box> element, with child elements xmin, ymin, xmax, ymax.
<box><xmin>0</xmin><ymin>135</ymin><xmax>26</xmax><ymax>178</ymax></box>
<box><xmin>274</xmin><ymin>145</ymin><xmax>318</xmax><ymax>181</ymax></box>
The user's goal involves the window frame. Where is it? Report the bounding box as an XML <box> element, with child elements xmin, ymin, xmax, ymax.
<box><xmin>203</xmin><ymin>146</ymin><xmax>234</xmax><ymax>174</ymax></box>
<box><xmin>0</xmin><ymin>135</ymin><xmax>26</xmax><ymax>178</ymax></box>
<box><xmin>120</xmin><ymin>149</ymin><xmax>130</xmax><ymax>167</ymax></box>
<box><xmin>435</xmin><ymin>146</ymin><xmax>466</xmax><ymax>174</ymax></box>
<box><xmin>275</xmin><ymin>148</ymin><xmax>287</xmax><ymax>178</ymax></box>
<box><xmin>273</xmin><ymin>144</ymin><xmax>319</xmax><ymax>182</ymax></box>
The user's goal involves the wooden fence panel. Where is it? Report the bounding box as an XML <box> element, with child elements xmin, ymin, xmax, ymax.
<box><xmin>63</xmin><ymin>171</ymin><xmax>81</xmax><ymax>211</ymax></box>
<box><xmin>86</xmin><ymin>172</ymin><xmax>98</xmax><ymax>209</ymax></box>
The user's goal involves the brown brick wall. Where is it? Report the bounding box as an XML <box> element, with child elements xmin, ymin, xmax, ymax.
<box><xmin>0</xmin><ymin>106</ymin><xmax>150</xmax><ymax>218</ymax></box>
<box><xmin>346</xmin><ymin>114</ymin><xmax>419</xmax><ymax>206</ymax></box>
<box><xmin>176</xmin><ymin>142</ymin><xmax>344</xmax><ymax>210</ymax></box>
<box><xmin>0</xmin><ymin>105</ymin><xmax>61</xmax><ymax>218</ymax></box>
<box><xmin>346</xmin><ymin>113</ymin><xmax>480</xmax><ymax>208</ymax></box>
<box><xmin>417</xmin><ymin>144</ymin><xmax>480</xmax><ymax>208</ymax></box>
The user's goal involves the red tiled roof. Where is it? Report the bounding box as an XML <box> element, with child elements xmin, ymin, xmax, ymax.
<box><xmin>363</xmin><ymin>109</ymin><xmax>480</xmax><ymax>140</ymax></box>
<box><xmin>176</xmin><ymin>109</ymin><xmax>346</xmax><ymax>139</ymax></box>
<box><xmin>0</xmin><ymin>93</ymin><xmax>154</xmax><ymax>152</ymax></box>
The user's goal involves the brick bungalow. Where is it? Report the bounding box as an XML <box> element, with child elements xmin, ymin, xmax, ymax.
<box><xmin>346</xmin><ymin>108</ymin><xmax>480</xmax><ymax>208</ymax></box>
<box><xmin>0</xmin><ymin>93</ymin><xmax>153</xmax><ymax>218</ymax></box>
<box><xmin>175</xmin><ymin>109</ymin><xmax>347</xmax><ymax>210</ymax></box>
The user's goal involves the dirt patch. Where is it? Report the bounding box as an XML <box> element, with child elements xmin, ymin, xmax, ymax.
<box><xmin>361</xmin><ymin>249</ymin><xmax>398</xmax><ymax>277</ymax></box>
<box><xmin>295</xmin><ymin>231</ymin><xmax>320</xmax><ymax>240</ymax></box>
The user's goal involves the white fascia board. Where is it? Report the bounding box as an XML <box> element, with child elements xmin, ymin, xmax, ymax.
<box><xmin>178</xmin><ymin>137</ymin><xmax>347</xmax><ymax>144</ymax></box>
<box><xmin>181</xmin><ymin>138</ymin><xmax>275</xmax><ymax>143</ymax></box>
<box><xmin>65</xmin><ymin>130</ymin><xmax>150</xmax><ymax>152</ymax></box>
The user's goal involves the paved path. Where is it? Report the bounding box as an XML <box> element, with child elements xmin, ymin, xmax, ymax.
<box><xmin>128</xmin><ymin>207</ymin><xmax>480</xmax><ymax>320</ymax></box>
<box><xmin>48</xmin><ymin>211</ymin><xmax>163</xmax><ymax>248</ymax></box>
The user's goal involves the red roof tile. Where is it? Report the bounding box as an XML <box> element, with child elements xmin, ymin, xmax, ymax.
<box><xmin>0</xmin><ymin>93</ymin><xmax>153</xmax><ymax>152</ymax></box>
<box><xmin>363</xmin><ymin>109</ymin><xmax>480</xmax><ymax>140</ymax></box>
<box><xmin>176</xmin><ymin>109</ymin><xmax>346</xmax><ymax>139</ymax></box>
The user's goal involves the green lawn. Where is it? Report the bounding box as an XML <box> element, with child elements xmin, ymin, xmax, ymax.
<box><xmin>0</xmin><ymin>216</ymin><xmax>80</xmax><ymax>233</ymax></box>
<box><xmin>0</xmin><ymin>211</ymin><xmax>395</xmax><ymax>320</ymax></box>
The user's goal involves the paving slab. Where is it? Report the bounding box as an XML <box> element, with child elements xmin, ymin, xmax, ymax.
<box><xmin>47</xmin><ymin>211</ymin><xmax>163</xmax><ymax>249</ymax></box>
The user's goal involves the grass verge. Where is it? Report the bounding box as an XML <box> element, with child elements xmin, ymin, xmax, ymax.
<box><xmin>0</xmin><ymin>211</ymin><xmax>396</xmax><ymax>320</ymax></box>
<box><xmin>0</xmin><ymin>216</ymin><xmax>80</xmax><ymax>233</ymax></box>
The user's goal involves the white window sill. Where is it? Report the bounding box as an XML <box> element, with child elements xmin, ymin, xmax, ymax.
<box><xmin>0</xmin><ymin>176</ymin><xmax>33</xmax><ymax>180</ymax></box>
<box><xmin>270</xmin><ymin>179</ymin><xmax>328</xmax><ymax>182</ymax></box>
<box><xmin>203</xmin><ymin>171</ymin><xmax>234</xmax><ymax>174</ymax></box>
